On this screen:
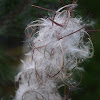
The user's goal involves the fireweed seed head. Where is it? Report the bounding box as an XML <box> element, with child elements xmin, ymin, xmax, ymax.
<box><xmin>14</xmin><ymin>2</ymin><xmax>94</xmax><ymax>100</ymax></box>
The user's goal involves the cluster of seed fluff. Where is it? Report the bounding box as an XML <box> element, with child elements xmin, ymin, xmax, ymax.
<box><xmin>14</xmin><ymin>4</ymin><xmax>93</xmax><ymax>100</ymax></box>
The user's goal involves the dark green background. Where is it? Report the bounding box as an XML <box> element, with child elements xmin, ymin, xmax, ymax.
<box><xmin>0</xmin><ymin>0</ymin><xmax>100</xmax><ymax>99</ymax></box>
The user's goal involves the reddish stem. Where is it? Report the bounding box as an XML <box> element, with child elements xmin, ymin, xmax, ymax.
<box><xmin>86</xmin><ymin>30</ymin><xmax>100</xmax><ymax>32</ymax></box>
<box><xmin>59</xmin><ymin>25</ymin><xmax>87</xmax><ymax>40</ymax></box>
<box><xmin>33</xmin><ymin>5</ymin><xmax>63</xmax><ymax>27</ymax></box>
<box><xmin>32</xmin><ymin>5</ymin><xmax>55</xmax><ymax>13</ymax></box>
<box><xmin>49</xmin><ymin>18</ymin><xmax>64</xmax><ymax>27</ymax></box>
<box><xmin>60</xmin><ymin>0</ymin><xmax>66</xmax><ymax>6</ymax></box>
<box><xmin>66</xmin><ymin>88</ymin><xmax>72</xmax><ymax>100</ymax></box>
<box><xmin>33</xmin><ymin>5</ymin><xmax>45</xmax><ymax>18</ymax></box>
<box><xmin>70</xmin><ymin>0</ymin><xmax>77</xmax><ymax>16</ymax></box>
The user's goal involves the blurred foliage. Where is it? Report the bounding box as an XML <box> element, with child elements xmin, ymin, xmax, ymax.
<box><xmin>0</xmin><ymin>0</ymin><xmax>100</xmax><ymax>99</ymax></box>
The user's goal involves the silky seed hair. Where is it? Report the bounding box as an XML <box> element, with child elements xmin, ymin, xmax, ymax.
<box><xmin>14</xmin><ymin>2</ymin><xmax>94</xmax><ymax>100</ymax></box>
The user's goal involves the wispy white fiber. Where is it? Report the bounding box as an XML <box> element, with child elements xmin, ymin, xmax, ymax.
<box><xmin>14</xmin><ymin>3</ymin><xmax>93</xmax><ymax>100</ymax></box>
